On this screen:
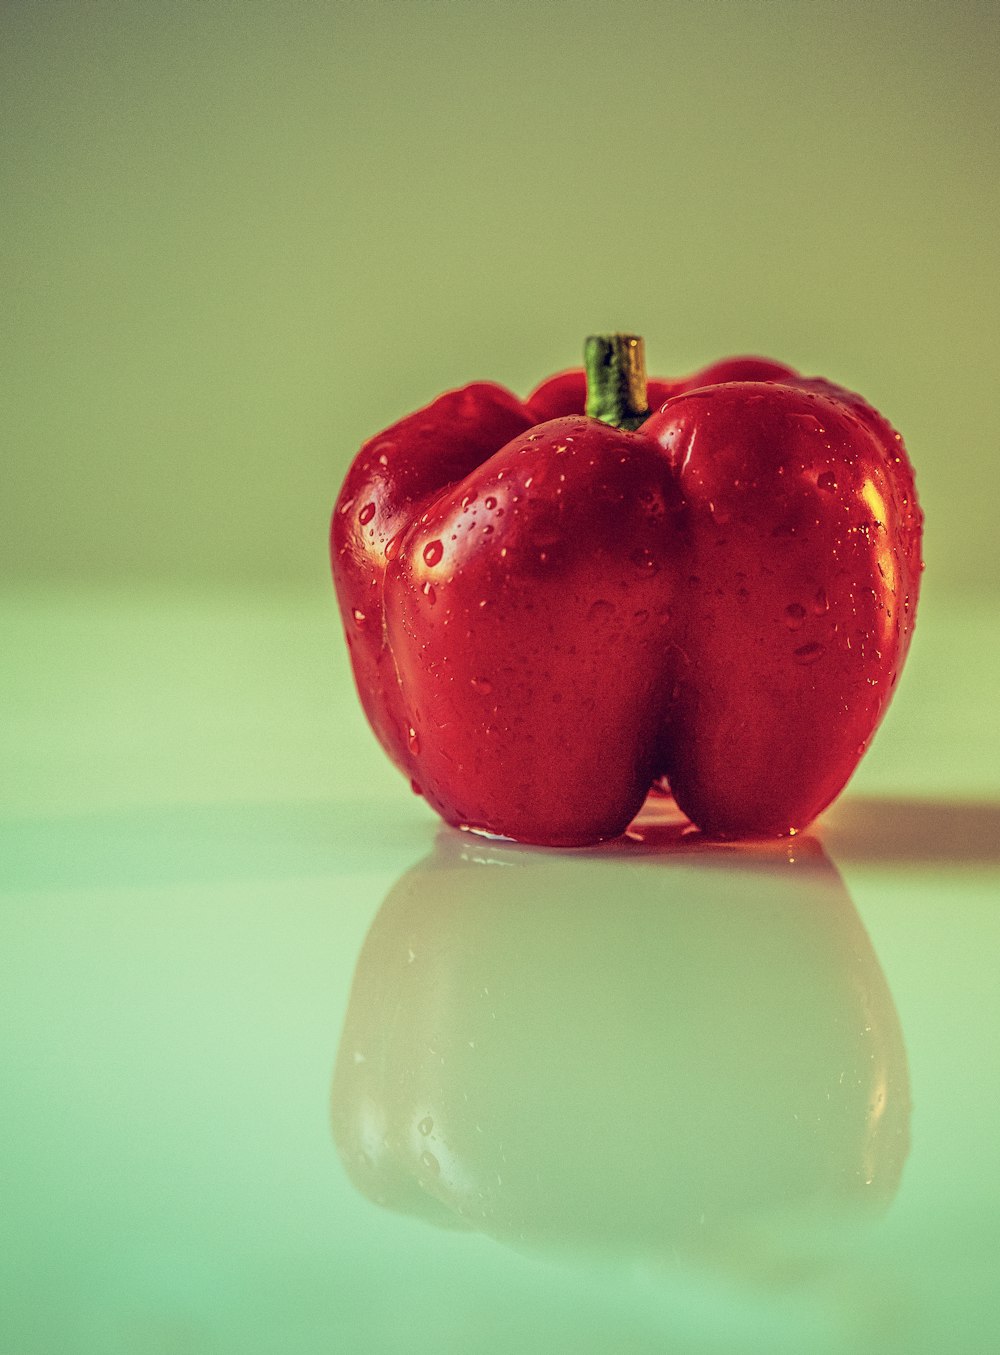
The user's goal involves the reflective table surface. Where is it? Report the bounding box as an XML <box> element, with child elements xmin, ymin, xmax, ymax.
<box><xmin>3</xmin><ymin>585</ymin><xmax>998</xmax><ymax>1353</ymax></box>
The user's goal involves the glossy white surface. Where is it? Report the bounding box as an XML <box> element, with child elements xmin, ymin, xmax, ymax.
<box><xmin>2</xmin><ymin>586</ymin><xmax>998</xmax><ymax>1353</ymax></box>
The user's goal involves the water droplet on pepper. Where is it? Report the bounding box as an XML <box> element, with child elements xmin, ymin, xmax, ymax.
<box><xmin>793</xmin><ymin>642</ymin><xmax>826</xmax><ymax>665</ymax></box>
<box><xmin>791</xmin><ymin>413</ymin><xmax>824</xmax><ymax>434</ymax></box>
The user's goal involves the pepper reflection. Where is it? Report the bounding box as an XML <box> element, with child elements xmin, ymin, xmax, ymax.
<box><xmin>331</xmin><ymin>811</ymin><xmax>909</xmax><ymax>1258</ymax></box>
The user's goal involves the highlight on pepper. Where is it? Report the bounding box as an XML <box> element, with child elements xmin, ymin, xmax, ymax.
<box><xmin>330</xmin><ymin>334</ymin><xmax>923</xmax><ymax>846</ymax></box>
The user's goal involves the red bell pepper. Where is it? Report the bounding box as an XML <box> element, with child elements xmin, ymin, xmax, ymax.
<box><xmin>331</xmin><ymin>335</ymin><xmax>922</xmax><ymax>845</ymax></box>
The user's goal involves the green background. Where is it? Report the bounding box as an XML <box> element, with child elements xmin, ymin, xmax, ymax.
<box><xmin>2</xmin><ymin>0</ymin><xmax>997</xmax><ymax>595</ymax></box>
<box><xmin>4</xmin><ymin>5</ymin><xmax>1000</xmax><ymax>1353</ymax></box>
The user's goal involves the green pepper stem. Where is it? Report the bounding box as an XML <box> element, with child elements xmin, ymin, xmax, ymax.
<box><xmin>584</xmin><ymin>333</ymin><xmax>650</xmax><ymax>430</ymax></box>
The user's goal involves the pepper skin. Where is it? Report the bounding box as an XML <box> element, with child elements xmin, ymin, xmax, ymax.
<box><xmin>331</xmin><ymin>352</ymin><xmax>922</xmax><ymax>844</ymax></box>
